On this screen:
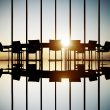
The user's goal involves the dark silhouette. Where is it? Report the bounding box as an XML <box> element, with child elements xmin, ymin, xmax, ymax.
<box><xmin>0</xmin><ymin>40</ymin><xmax>110</xmax><ymax>82</ymax></box>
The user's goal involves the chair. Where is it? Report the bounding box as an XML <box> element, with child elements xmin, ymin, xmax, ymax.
<box><xmin>12</xmin><ymin>41</ymin><xmax>22</xmax><ymax>53</ymax></box>
<box><xmin>70</xmin><ymin>40</ymin><xmax>81</xmax><ymax>51</ymax></box>
<box><xmin>28</xmin><ymin>40</ymin><xmax>40</xmax><ymax>53</ymax></box>
<box><xmin>88</xmin><ymin>40</ymin><xmax>97</xmax><ymax>50</ymax></box>
<box><xmin>101</xmin><ymin>41</ymin><xmax>110</xmax><ymax>52</ymax></box>
<box><xmin>69</xmin><ymin>70</ymin><xmax>81</xmax><ymax>82</ymax></box>
<box><xmin>0</xmin><ymin>69</ymin><xmax>3</xmax><ymax>78</ymax></box>
<box><xmin>12</xmin><ymin>65</ymin><xmax>21</xmax><ymax>80</ymax></box>
<box><xmin>49</xmin><ymin>40</ymin><xmax>61</xmax><ymax>51</ymax></box>
<box><xmin>28</xmin><ymin>64</ymin><xmax>40</xmax><ymax>82</ymax></box>
<box><xmin>0</xmin><ymin>43</ymin><xmax>3</xmax><ymax>52</ymax></box>
<box><xmin>101</xmin><ymin>67</ymin><xmax>110</xmax><ymax>80</ymax></box>
<box><xmin>88</xmin><ymin>70</ymin><xmax>97</xmax><ymax>81</ymax></box>
<box><xmin>49</xmin><ymin>71</ymin><xmax>61</xmax><ymax>82</ymax></box>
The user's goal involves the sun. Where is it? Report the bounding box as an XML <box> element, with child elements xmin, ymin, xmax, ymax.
<box><xmin>61</xmin><ymin>37</ymin><xmax>70</xmax><ymax>47</ymax></box>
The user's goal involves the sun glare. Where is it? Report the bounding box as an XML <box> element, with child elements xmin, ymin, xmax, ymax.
<box><xmin>61</xmin><ymin>37</ymin><xmax>70</xmax><ymax>47</ymax></box>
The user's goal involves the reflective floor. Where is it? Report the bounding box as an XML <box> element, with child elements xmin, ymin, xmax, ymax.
<box><xmin>0</xmin><ymin>61</ymin><xmax>110</xmax><ymax>110</ymax></box>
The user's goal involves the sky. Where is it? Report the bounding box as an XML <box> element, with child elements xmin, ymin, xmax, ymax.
<box><xmin>0</xmin><ymin>0</ymin><xmax>110</xmax><ymax>110</ymax></box>
<box><xmin>0</xmin><ymin>0</ymin><xmax>110</xmax><ymax>44</ymax></box>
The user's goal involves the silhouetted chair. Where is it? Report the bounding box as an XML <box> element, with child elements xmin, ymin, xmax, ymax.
<box><xmin>0</xmin><ymin>43</ymin><xmax>3</xmax><ymax>52</ymax></box>
<box><xmin>12</xmin><ymin>41</ymin><xmax>22</xmax><ymax>53</ymax></box>
<box><xmin>69</xmin><ymin>71</ymin><xmax>81</xmax><ymax>82</ymax></box>
<box><xmin>28</xmin><ymin>40</ymin><xmax>40</xmax><ymax>53</ymax></box>
<box><xmin>100</xmin><ymin>41</ymin><xmax>110</xmax><ymax>52</ymax></box>
<box><xmin>69</xmin><ymin>77</ymin><xmax>81</xmax><ymax>82</ymax></box>
<box><xmin>70</xmin><ymin>40</ymin><xmax>81</xmax><ymax>51</ymax></box>
<box><xmin>88</xmin><ymin>40</ymin><xmax>97</xmax><ymax>50</ymax></box>
<box><xmin>12</xmin><ymin>65</ymin><xmax>21</xmax><ymax>80</ymax></box>
<box><xmin>28</xmin><ymin>64</ymin><xmax>40</xmax><ymax>82</ymax></box>
<box><xmin>76</xmin><ymin>64</ymin><xmax>85</xmax><ymax>72</ymax></box>
<box><xmin>77</xmin><ymin>44</ymin><xmax>85</xmax><ymax>53</ymax></box>
<box><xmin>28</xmin><ymin>70</ymin><xmax>40</xmax><ymax>82</ymax></box>
<box><xmin>88</xmin><ymin>70</ymin><xmax>97</xmax><ymax>81</ymax></box>
<box><xmin>27</xmin><ymin>64</ymin><xmax>36</xmax><ymax>71</ymax></box>
<box><xmin>0</xmin><ymin>69</ymin><xmax>3</xmax><ymax>78</ymax></box>
<box><xmin>101</xmin><ymin>67</ymin><xmax>110</xmax><ymax>80</ymax></box>
<box><xmin>49</xmin><ymin>71</ymin><xmax>61</xmax><ymax>82</ymax></box>
<box><xmin>49</xmin><ymin>40</ymin><xmax>61</xmax><ymax>51</ymax></box>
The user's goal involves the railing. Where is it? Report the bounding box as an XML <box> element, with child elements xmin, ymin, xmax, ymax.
<box><xmin>0</xmin><ymin>0</ymin><xmax>110</xmax><ymax>110</ymax></box>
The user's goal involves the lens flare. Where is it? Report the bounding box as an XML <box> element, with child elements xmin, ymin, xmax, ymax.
<box><xmin>61</xmin><ymin>37</ymin><xmax>70</xmax><ymax>47</ymax></box>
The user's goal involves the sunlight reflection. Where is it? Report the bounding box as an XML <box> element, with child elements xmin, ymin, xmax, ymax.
<box><xmin>61</xmin><ymin>78</ymin><xmax>69</xmax><ymax>83</ymax></box>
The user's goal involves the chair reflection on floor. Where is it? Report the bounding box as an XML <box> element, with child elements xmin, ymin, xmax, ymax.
<box><xmin>101</xmin><ymin>67</ymin><xmax>110</xmax><ymax>80</ymax></box>
<box><xmin>88</xmin><ymin>70</ymin><xmax>97</xmax><ymax>81</ymax></box>
<box><xmin>0</xmin><ymin>68</ymin><xmax>3</xmax><ymax>78</ymax></box>
<box><xmin>28</xmin><ymin>64</ymin><xmax>40</xmax><ymax>82</ymax></box>
<box><xmin>12</xmin><ymin>64</ymin><xmax>21</xmax><ymax>80</ymax></box>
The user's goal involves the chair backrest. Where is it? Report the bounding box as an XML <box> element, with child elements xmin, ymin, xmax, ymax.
<box><xmin>28</xmin><ymin>40</ymin><xmax>40</xmax><ymax>53</ymax></box>
<box><xmin>12</xmin><ymin>41</ymin><xmax>21</xmax><ymax>53</ymax></box>
<box><xmin>88</xmin><ymin>40</ymin><xmax>97</xmax><ymax>50</ymax></box>
<box><xmin>88</xmin><ymin>70</ymin><xmax>97</xmax><ymax>81</ymax></box>
<box><xmin>103</xmin><ymin>41</ymin><xmax>110</xmax><ymax>51</ymax></box>
<box><xmin>0</xmin><ymin>69</ymin><xmax>3</xmax><ymax>78</ymax></box>
<box><xmin>49</xmin><ymin>40</ymin><xmax>61</xmax><ymax>51</ymax></box>
<box><xmin>70</xmin><ymin>40</ymin><xmax>81</xmax><ymax>50</ymax></box>
<box><xmin>0</xmin><ymin>43</ymin><xmax>3</xmax><ymax>52</ymax></box>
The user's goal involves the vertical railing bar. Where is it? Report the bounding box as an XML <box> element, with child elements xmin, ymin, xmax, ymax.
<box><xmin>36</xmin><ymin>51</ymin><xmax>37</xmax><ymax>69</ymax></box>
<box><xmin>49</xmin><ymin>50</ymin><xmax>50</xmax><ymax>70</ymax></box>
<box><xmin>8</xmin><ymin>48</ymin><xmax>9</xmax><ymax>72</ymax></box>
<box><xmin>40</xmin><ymin>0</ymin><xmax>43</xmax><ymax>110</ymax></box>
<box><xmin>60</xmin><ymin>37</ymin><xmax>62</xmax><ymax>72</ymax></box>
<box><xmin>69</xmin><ymin>0</ymin><xmax>71</xmax><ymax>110</ymax></box>
<box><xmin>11</xmin><ymin>0</ymin><xmax>13</xmax><ymax>110</ymax></box>
<box><xmin>26</xmin><ymin>0</ymin><xmax>28</xmax><ymax>110</ymax></box>
<box><xmin>55</xmin><ymin>0</ymin><xmax>57</xmax><ymax>110</ymax></box>
<box><xmin>84</xmin><ymin>0</ymin><xmax>86</xmax><ymax>110</ymax></box>
<box><xmin>69</xmin><ymin>0</ymin><xmax>71</xmax><ymax>70</ymax></box>
<box><xmin>98</xmin><ymin>0</ymin><xmax>100</xmax><ymax>110</ymax></box>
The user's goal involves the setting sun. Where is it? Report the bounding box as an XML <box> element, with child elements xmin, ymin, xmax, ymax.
<box><xmin>61</xmin><ymin>37</ymin><xmax>70</xmax><ymax>47</ymax></box>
